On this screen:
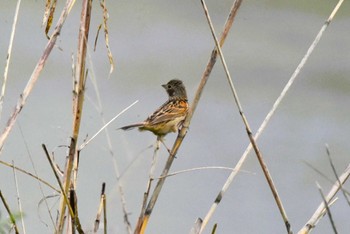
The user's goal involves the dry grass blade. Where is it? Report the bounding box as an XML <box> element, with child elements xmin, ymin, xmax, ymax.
<box><xmin>200</xmin><ymin>0</ymin><xmax>345</xmax><ymax>232</ymax></box>
<box><xmin>94</xmin><ymin>24</ymin><xmax>102</xmax><ymax>51</ymax></box>
<box><xmin>0</xmin><ymin>190</ymin><xmax>20</xmax><ymax>234</ymax></box>
<box><xmin>133</xmin><ymin>1</ymin><xmax>242</xmax><ymax>233</ymax></box>
<box><xmin>12</xmin><ymin>161</ymin><xmax>26</xmax><ymax>234</ymax></box>
<box><xmin>42</xmin><ymin>145</ymin><xmax>75</xmax><ymax>226</ymax></box>
<box><xmin>316</xmin><ymin>182</ymin><xmax>338</xmax><ymax>234</ymax></box>
<box><xmin>42</xmin><ymin>0</ymin><xmax>51</xmax><ymax>26</ymax></box>
<box><xmin>0</xmin><ymin>0</ymin><xmax>21</xmax><ymax>121</ymax></box>
<box><xmin>43</xmin><ymin>144</ymin><xmax>85</xmax><ymax>233</ymax></box>
<box><xmin>94</xmin><ymin>183</ymin><xmax>106</xmax><ymax>233</ymax></box>
<box><xmin>298</xmin><ymin>164</ymin><xmax>350</xmax><ymax>233</ymax></box>
<box><xmin>302</xmin><ymin>160</ymin><xmax>350</xmax><ymax>196</ymax></box>
<box><xmin>0</xmin><ymin>0</ymin><xmax>77</xmax><ymax>152</ymax></box>
<box><xmin>325</xmin><ymin>144</ymin><xmax>350</xmax><ymax>206</ymax></box>
<box><xmin>0</xmin><ymin>160</ymin><xmax>59</xmax><ymax>192</ymax></box>
<box><xmin>201</xmin><ymin>0</ymin><xmax>291</xmax><ymax>232</ymax></box>
<box><xmin>158</xmin><ymin>166</ymin><xmax>243</xmax><ymax>179</ymax></box>
<box><xmin>44</xmin><ymin>0</ymin><xmax>58</xmax><ymax>39</ymax></box>
<box><xmin>99</xmin><ymin>0</ymin><xmax>114</xmax><ymax>76</ymax></box>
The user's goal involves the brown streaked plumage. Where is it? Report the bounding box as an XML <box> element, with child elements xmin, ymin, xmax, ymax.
<box><xmin>120</xmin><ymin>79</ymin><xmax>189</xmax><ymax>137</ymax></box>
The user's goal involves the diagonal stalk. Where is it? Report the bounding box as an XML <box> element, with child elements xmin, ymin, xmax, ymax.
<box><xmin>200</xmin><ymin>0</ymin><xmax>291</xmax><ymax>233</ymax></box>
<box><xmin>133</xmin><ymin>1</ymin><xmax>243</xmax><ymax>233</ymax></box>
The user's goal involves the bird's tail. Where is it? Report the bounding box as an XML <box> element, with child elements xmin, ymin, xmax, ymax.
<box><xmin>119</xmin><ymin>123</ymin><xmax>144</xmax><ymax>131</ymax></box>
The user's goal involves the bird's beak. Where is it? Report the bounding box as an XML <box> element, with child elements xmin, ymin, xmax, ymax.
<box><xmin>161</xmin><ymin>84</ymin><xmax>167</xmax><ymax>89</ymax></box>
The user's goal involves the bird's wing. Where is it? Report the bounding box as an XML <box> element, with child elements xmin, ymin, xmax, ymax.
<box><xmin>146</xmin><ymin>100</ymin><xmax>188</xmax><ymax>125</ymax></box>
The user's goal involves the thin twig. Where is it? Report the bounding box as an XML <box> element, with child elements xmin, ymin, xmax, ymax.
<box><xmin>302</xmin><ymin>160</ymin><xmax>350</xmax><ymax>196</ymax></box>
<box><xmin>42</xmin><ymin>145</ymin><xmax>74</xmax><ymax>221</ymax></box>
<box><xmin>158</xmin><ymin>166</ymin><xmax>251</xmax><ymax>179</ymax></box>
<box><xmin>17</xmin><ymin>122</ymin><xmax>57</xmax><ymax>230</ymax></box>
<box><xmin>0</xmin><ymin>0</ymin><xmax>77</xmax><ymax>152</ymax></box>
<box><xmin>325</xmin><ymin>144</ymin><xmax>350</xmax><ymax>205</ymax></box>
<box><xmin>133</xmin><ymin>1</ymin><xmax>242</xmax><ymax>233</ymax></box>
<box><xmin>200</xmin><ymin>0</ymin><xmax>291</xmax><ymax>232</ymax></box>
<box><xmin>0</xmin><ymin>160</ymin><xmax>59</xmax><ymax>192</ymax></box>
<box><xmin>0</xmin><ymin>0</ymin><xmax>21</xmax><ymax>121</ymax></box>
<box><xmin>0</xmin><ymin>190</ymin><xmax>20</xmax><ymax>234</ymax></box>
<box><xmin>42</xmin><ymin>144</ymin><xmax>85</xmax><ymax>233</ymax></box>
<box><xmin>316</xmin><ymin>182</ymin><xmax>338</xmax><ymax>234</ymax></box>
<box><xmin>79</xmin><ymin>100</ymin><xmax>138</xmax><ymax>151</ymax></box>
<box><xmin>201</xmin><ymin>0</ymin><xmax>345</xmax><ymax>232</ymax></box>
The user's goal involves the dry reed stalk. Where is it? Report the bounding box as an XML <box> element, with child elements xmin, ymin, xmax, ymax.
<box><xmin>0</xmin><ymin>0</ymin><xmax>76</xmax><ymax>152</ymax></box>
<box><xmin>0</xmin><ymin>0</ymin><xmax>21</xmax><ymax>121</ymax></box>
<box><xmin>199</xmin><ymin>0</ymin><xmax>346</xmax><ymax>232</ymax></box>
<box><xmin>0</xmin><ymin>190</ymin><xmax>20</xmax><ymax>234</ymax></box>
<box><xmin>200</xmin><ymin>0</ymin><xmax>292</xmax><ymax>232</ymax></box>
<box><xmin>316</xmin><ymin>182</ymin><xmax>338</xmax><ymax>233</ymax></box>
<box><xmin>56</xmin><ymin>0</ymin><xmax>92</xmax><ymax>232</ymax></box>
<box><xmin>133</xmin><ymin>1</ymin><xmax>243</xmax><ymax>233</ymax></box>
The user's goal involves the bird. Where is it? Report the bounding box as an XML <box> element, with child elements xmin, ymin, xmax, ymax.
<box><xmin>119</xmin><ymin>79</ymin><xmax>189</xmax><ymax>138</ymax></box>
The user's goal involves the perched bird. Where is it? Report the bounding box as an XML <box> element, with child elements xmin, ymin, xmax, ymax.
<box><xmin>120</xmin><ymin>79</ymin><xmax>189</xmax><ymax>138</ymax></box>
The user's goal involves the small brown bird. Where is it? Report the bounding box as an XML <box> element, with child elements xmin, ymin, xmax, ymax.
<box><xmin>120</xmin><ymin>79</ymin><xmax>189</xmax><ymax>137</ymax></box>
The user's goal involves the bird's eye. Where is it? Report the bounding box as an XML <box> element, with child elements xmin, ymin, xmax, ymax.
<box><xmin>167</xmin><ymin>85</ymin><xmax>172</xmax><ymax>89</ymax></box>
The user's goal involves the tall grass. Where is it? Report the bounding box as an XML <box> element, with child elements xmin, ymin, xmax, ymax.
<box><xmin>0</xmin><ymin>0</ymin><xmax>348</xmax><ymax>233</ymax></box>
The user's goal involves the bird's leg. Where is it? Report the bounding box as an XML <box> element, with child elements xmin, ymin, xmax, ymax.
<box><xmin>158</xmin><ymin>136</ymin><xmax>171</xmax><ymax>153</ymax></box>
<box><xmin>159</xmin><ymin>136</ymin><xmax>177</xmax><ymax>158</ymax></box>
<box><xmin>150</xmin><ymin>137</ymin><xmax>161</xmax><ymax>177</ymax></box>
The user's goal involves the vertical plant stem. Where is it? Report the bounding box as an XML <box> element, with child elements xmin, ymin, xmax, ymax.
<box><xmin>103</xmin><ymin>187</ymin><xmax>107</xmax><ymax>234</ymax></box>
<box><xmin>57</xmin><ymin>0</ymin><xmax>92</xmax><ymax>232</ymax></box>
<box><xmin>12</xmin><ymin>161</ymin><xmax>26</xmax><ymax>234</ymax></box>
